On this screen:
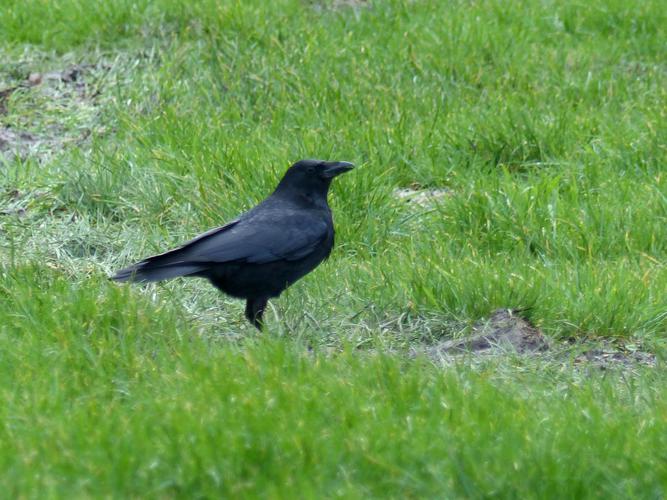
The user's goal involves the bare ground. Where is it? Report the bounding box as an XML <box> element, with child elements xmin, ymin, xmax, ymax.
<box><xmin>0</xmin><ymin>61</ymin><xmax>111</xmax><ymax>162</ymax></box>
<box><xmin>419</xmin><ymin>308</ymin><xmax>656</xmax><ymax>370</ymax></box>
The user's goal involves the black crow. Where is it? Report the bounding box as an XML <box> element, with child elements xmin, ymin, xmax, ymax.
<box><xmin>112</xmin><ymin>159</ymin><xmax>354</xmax><ymax>329</ymax></box>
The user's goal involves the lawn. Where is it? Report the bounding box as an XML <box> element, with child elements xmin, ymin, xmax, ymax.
<box><xmin>1</xmin><ymin>0</ymin><xmax>666</xmax><ymax>497</ymax></box>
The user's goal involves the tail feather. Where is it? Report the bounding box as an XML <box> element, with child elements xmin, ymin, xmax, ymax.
<box><xmin>111</xmin><ymin>262</ymin><xmax>205</xmax><ymax>283</ymax></box>
<box><xmin>113</xmin><ymin>239</ymin><xmax>210</xmax><ymax>283</ymax></box>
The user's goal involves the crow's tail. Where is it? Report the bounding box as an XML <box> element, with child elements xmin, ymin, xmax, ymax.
<box><xmin>111</xmin><ymin>249</ymin><xmax>205</xmax><ymax>283</ymax></box>
<box><xmin>111</xmin><ymin>262</ymin><xmax>205</xmax><ymax>283</ymax></box>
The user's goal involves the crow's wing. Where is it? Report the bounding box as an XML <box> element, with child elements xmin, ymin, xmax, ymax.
<box><xmin>112</xmin><ymin>208</ymin><xmax>331</xmax><ymax>283</ymax></box>
<box><xmin>182</xmin><ymin>209</ymin><xmax>330</xmax><ymax>264</ymax></box>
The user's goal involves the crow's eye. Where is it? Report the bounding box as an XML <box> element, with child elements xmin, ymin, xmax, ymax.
<box><xmin>307</xmin><ymin>166</ymin><xmax>315</xmax><ymax>173</ymax></box>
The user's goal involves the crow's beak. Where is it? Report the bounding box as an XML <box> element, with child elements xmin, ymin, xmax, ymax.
<box><xmin>321</xmin><ymin>161</ymin><xmax>355</xmax><ymax>178</ymax></box>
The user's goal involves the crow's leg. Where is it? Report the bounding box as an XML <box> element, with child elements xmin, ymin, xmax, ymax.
<box><xmin>245</xmin><ymin>297</ymin><xmax>268</xmax><ymax>330</ymax></box>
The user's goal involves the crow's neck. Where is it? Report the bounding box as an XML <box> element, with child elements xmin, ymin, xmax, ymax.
<box><xmin>273</xmin><ymin>186</ymin><xmax>330</xmax><ymax>210</ymax></box>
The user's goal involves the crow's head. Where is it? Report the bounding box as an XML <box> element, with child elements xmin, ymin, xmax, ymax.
<box><xmin>275</xmin><ymin>159</ymin><xmax>354</xmax><ymax>197</ymax></box>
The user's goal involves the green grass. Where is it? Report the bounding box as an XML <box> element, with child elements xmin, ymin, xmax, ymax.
<box><xmin>2</xmin><ymin>267</ymin><xmax>667</xmax><ymax>497</ymax></box>
<box><xmin>1</xmin><ymin>0</ymin><xmax>666</xmax><ymax>496</ymax></box>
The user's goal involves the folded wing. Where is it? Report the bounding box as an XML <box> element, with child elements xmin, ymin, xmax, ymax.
<box><xmin>111</xmin><ymin>210</ymin><xmax>330</xmax><ymax>283</ymax></box>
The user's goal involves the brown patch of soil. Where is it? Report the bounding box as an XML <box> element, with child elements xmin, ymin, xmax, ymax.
<box><xmin>0</xmin><ymin>128</ymin><xmax>41</xmax><ymax>157</ymax></box>
<box><xmin>421</xmin><ymin>309</ymin><xmax>657</xmax><ymax>370</ymax></box>
<box><xmin>573</xmin><ymin>342</ymin><xmax>656</xmax><ymax>369</ymax></box>
<box><xmin>393</xmin><ymin>187</ymin><xmax>452</xmax><ymax>208</ymax></box>
<box><xmin>0</xmin><ymin>63</ymin><xmax>106</xmax><ymax>162</ymax></box>
<box><xmin>0</xmin><ymin>86</ymin><xmax>19</xmax><ymax>114</ymax></box>
<box><xmin>429</xmin><ymin>309</ymin><xmax>549</xmax><ymax>356</ymax></box>
<box><xmin>308</xmin><ymin>0</ymin><xmax>370</xmax><ymax>12</ymax></box>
